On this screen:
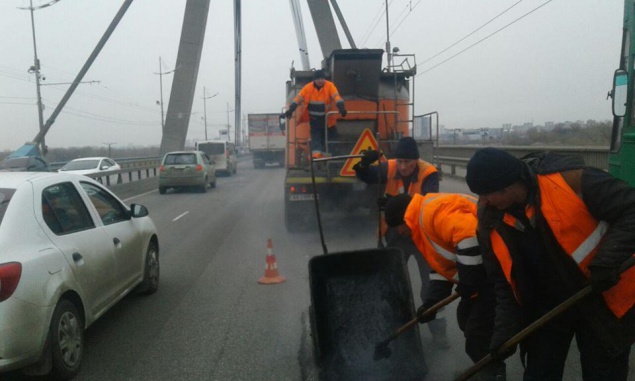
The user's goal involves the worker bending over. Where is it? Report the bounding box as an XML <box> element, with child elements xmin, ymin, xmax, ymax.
<box><xmin>284</xmin><ymin>69</ymin><xmax>346</xmax><ymax>159</ymax></box>
<box><xmin>466</xmin><ymin>147</ymin><xmax>635</xmax><ymax>381</ymax></box>
<box><xmin>383</xmin><ymin>192</ymin><xmax>505</xmax><ymax>381</ymax></box>
<box><xmin>354</xmin><ymin>137</ymin><xmax>448</xmax><ymax>346</ymax></box>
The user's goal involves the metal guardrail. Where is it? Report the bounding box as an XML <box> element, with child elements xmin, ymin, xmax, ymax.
<box><xmin>434</xmin><ymin>145</ymin><xmax>610</xmax><ymax>179</ymax></box>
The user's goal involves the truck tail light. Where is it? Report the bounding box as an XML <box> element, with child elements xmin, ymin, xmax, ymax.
<box><xmin>0</xmin><ymin>262</ymin><xmax>22</xmax><ymax>302</ymax></box>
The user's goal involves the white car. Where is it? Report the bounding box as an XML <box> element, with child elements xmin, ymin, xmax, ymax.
<box><xmin>0</xmin><ymin>172</ymin><xmax>159</xmax><ymax>379</ymax></box>
<box><xmin>58</xmin><ymin>157</ymin><xmax>121</xmax><ymax>184</ymax></box>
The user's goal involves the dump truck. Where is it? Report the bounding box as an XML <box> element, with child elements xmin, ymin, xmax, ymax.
<box><xmin>247</xmin><ymin>113</ymin><xmax>286</xmax><ymax>168</ymax></box>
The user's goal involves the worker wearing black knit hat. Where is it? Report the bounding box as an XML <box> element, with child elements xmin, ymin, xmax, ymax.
<box><xmin>384</xmin><ymin>192</ymin><xmax>505</xmax><ymax>381</ymax></box>
<box><xmin>465</xmin><ymin>147</ymin><xmax>635</xmax><ymax>380</ymax></box>
<box><xmin>353</xmin><ymin>137</ymin><xmax>447</xmax><ymax>347</ymax></box>
<box><xmin>465</xmin><ymin>147</ymin><xmax>523</xmax><ymax>196</ymax></box>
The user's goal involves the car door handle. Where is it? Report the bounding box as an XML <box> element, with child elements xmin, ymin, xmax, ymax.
<box><xmin>113</xmin><ymin>237</ymin><xmax>121</xmax><ymax>245</ymax></box>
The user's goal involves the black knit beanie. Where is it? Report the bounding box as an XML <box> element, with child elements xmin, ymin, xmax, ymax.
<box><xmin>393</xmin><ymin>137</ymin><xmax>420</xmax><ymax>160</ymax></box>
<box><xmin>313</xmin><ymin>69</ymin><xmax>326</xmax><ymax>80</ymax></box>
<box><xmin>384</xmin><ymin>194</ymin><xmax>412</xmax><ymax>227</ymax></box>
<box><xmin>466</xmin><ymin>147</ymin><xmax>523</xmax><ymax>195</ymax></box>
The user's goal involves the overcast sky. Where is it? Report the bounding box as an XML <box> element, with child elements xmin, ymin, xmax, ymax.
<box><xmin>0</xmin><ymin>0</ymin><xmax>624</xmax><ymax>151</ymax></box>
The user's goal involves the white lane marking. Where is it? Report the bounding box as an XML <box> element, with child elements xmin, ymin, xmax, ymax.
<box><xmin>124</xmin><ymin>189</ymin><xmax>158</xmax><ymax>202</ymax></box>
<box><xmin>173</xmin><ymin>211</ymin><xmax>189</xmax><ymax>221</ymax></box>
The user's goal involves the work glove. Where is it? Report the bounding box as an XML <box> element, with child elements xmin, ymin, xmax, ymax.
<box><xmin>337</xmin><ymin>102</ymin><xmax>347</xmax><ymax>117</ymax></box>
<box><xmin>416</xmin><ymin>300</ymin><xmax>438</xmax><ymax>324</ymax></box>
<box><xmin>490</xmin><ymin>344</ymin><xmax>517</xmax><ymax>363</ymax></box>
<box><xmin>589</xmin><ymin>265</ymin><xmax>620</xmax><ymax>292</ymax></box>
<box><xmin>284</xmin><ymin>103</ymin><xmax>298</xmax><ymax>119</ymax></box>
<box><xmin>376</xmin><ymin>195</ymin><xmax>391</xmax><ymax>210</ymax></box>
<box><xmin>359</xmin><ymin>149</ymin><xmax>380</xmax><ymax>168</ymax></box>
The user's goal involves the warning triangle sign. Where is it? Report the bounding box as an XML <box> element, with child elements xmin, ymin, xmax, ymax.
<box><xmin>340</xmin><ymin>128</ymin><xmax>386</xmax><ymax>176</ymax></box>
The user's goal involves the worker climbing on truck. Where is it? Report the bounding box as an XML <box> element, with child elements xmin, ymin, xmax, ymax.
<box><xmin>383</xmin><ymin>193</ymin><xmax>506</xmax><ymax>381</ymax></box>
<box><xmin>283</xmin><ymin>69</ymin><xmax>346</xmax><ymax>159</ymax></box>
<box><xmin>466</xmin><ymin>147</ymin><xmax>635</xmax><ymax>381</ymax></box>
<box><xmin>353</xmin><ymin>136</ymin><xmax>449</xmax><ymax>346</ymax></box>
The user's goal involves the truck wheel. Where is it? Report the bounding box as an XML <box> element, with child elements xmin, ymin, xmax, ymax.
<box><xmin>50</xmin><ymin>299</ymin><xmax>84</xmax><ymax>380</ymax></box>
<box><xmin>159</xmin><ymin>186</ymin><xmax>166</xmax><ymax>195</ymax></box>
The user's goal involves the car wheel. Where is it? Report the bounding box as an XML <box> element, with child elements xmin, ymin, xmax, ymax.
<box><xmin>50</xmin><ymin>300</ymin><xmax>84</xmax><ymax>380</ymax></box>
<box><xmin>210</xmin><ymin>178</ymin><xmax>216</xmax><ymax>188</ymax></box>
<box><xmin>200</xmin><ymin>179</ymin><xmax>207</xmax><ymax>193</ymax></box>
<box><xmin>159</xmin><ymin>186</ymin><xmax>166</xmax><ymax>195</ymax></box>
<box><xmin>137</xmin><ymin>241</ymin><xmax>159</xmax><ymax>295</ymax></box>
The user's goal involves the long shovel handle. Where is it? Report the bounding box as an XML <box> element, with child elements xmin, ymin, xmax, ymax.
<box><xmin>377</xmin><ymin>292</ymin><xmax>460</xmax><ymax>347</ymax></box>
<box><xmin>454</xmin><ymin>255</ymin><xmax>635</xmax><ymax>381</ymax></box>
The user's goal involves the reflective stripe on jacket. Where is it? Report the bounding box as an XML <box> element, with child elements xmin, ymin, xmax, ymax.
<box><xmin>490</xmin><ymin>172</ymin><xmax>635</xmax><ymax>318</ymax></box>
<box><xmin>292</xmin><ymin>80</ymin><xmax>343</xmax><ymax>128</ymax></box>
<box><xmin>405</xmin><ymin>193</ymin><xmax>480</xmax><ymax>283</ymax></box>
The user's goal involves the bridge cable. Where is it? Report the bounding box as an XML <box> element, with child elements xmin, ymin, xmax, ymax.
<box><xmin>416</xmin><ymin>0</ymin><xmax>552</xmax><ymax>77</ymax></box>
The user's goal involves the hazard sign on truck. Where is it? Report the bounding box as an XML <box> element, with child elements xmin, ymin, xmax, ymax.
<box><xmin>248</xmin><ymin>113</ymin><xmax>286</xmax><ymax>168</ymax></box>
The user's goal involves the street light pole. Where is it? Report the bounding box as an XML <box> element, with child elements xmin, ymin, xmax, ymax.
<box><xmin>226</xmin><ymin>102</ymin><xmax>235</xmax><ymax>142</ymax></box>
<box><xmin>102</xmin><ymin>142</ymin><xmax>117</xmax><ymax>157</ymax></box>
<box><xmin>19</xmin><ymin>0</ymin><xmax>60</xmax><ymax>154</ymax></box>
<box><xmin>154</xmin><ymin>56</ymin><xmax>176</xmax><ymax>130</ymax></box>
<box><xmin>202</xmin><ymin>87</ymin><xmax>218</xmax><ymax>141</ymax></box>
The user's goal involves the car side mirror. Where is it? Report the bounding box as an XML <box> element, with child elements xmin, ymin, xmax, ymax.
<box><xmin>100</xmin><ymin>165</ymin><xmax>109</xmax><ymax>170</ymax></box>
<box><xmin>130</xmin><ymin>204</ymin><xmax>149</xmax><ymax>218</ymax></box>
<box><xmin>612</xmin><ymin>69</ymin><xmax>628</xmax><ymax>117</ymax></box>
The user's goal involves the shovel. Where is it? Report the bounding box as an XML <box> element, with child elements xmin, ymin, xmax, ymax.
<box><xmin>454</xmin><ymin>256</ymin><xmax>635</xmax><ymax>381</ymax></box>
<box><xmin>374</xmin><ymin>292</ymin><xmax>460</xmax><ymax>361</ymax></box>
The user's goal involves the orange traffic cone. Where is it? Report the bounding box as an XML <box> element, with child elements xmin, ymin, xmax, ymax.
<box><xmin>258</xmin><ymin>239</ymin><xmax>286</xmax><ymax>285</ymax></box>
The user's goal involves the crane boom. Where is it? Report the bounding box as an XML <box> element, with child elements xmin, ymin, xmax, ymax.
<box><xmin>289</xmin><ymin>0</ymin><xmax>310</xmax><ymax>70</ymax></box>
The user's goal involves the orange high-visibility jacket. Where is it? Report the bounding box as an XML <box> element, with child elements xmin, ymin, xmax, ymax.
<box><xmin>380</xmin><ymin>159</ymin><xmax>438</xmax><ymax>235</ymax></box>
<box><xmin>405</xmin><ymin>193</ymin><xmax>480</xmax><ymax>283</ymax></box>
<box><xmin>489</xmin><ymin>172</ymin><xmax>635</xmax><ymax>318</ymax></box>
<box><xmin>292</xmin><ymin>80</ymin><xmax>343</xmax><ymax>128</ymax></box>
<box><xmin>385</xmin><ymin>159</ymin><xmax>438</xmax><ymax>196</ymax></box>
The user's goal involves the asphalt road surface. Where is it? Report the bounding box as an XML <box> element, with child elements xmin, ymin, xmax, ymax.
<box><xmin>6</xmin><ymin>161</ymin><xmax>634</xmax><ymax>380</ymax></box>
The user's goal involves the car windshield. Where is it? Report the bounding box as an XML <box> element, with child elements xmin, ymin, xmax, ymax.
<box><xmin>61</xmin><ymin>160</ymin><xmax>100</xmax><ymax>171</ymax></box>
<box><xmin>164</xmin><ymin>154</ymin><xmax>196</xmax><ymax>165</ymax></box>
<box><xmin>0</xmin><ymin>188</ymin><xmax>16</xmax><ymax>226</ymax></box>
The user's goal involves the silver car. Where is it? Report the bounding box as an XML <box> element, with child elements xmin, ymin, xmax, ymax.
<box><xmin>158</xmin><ymin>150</ymin><xmax>216</xmax><ymax>194</ymax></box>
<box><xmin>0</xmin><ymin>172</ymin><xmax>159</xmax><ymax>379</ymax></box>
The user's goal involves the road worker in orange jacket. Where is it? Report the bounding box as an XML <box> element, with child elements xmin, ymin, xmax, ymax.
<box><xmin>353</xmin><ymin>137</ymin><xmax>447</xmax><ymax>345</ymax></box>
<box><xmin>284</xmin><ymin>69</ymin><xmax>346</xmax><ymax>159</ymax></box>
<box><xmin>384</xmin><ymin>193</ymin><xmax>506</xmax><ymax>381</ymax></box>
<box><xmin>466</xmin><ymin>147</ymin><xmax>635</xmax><ymax>381</ymax></box>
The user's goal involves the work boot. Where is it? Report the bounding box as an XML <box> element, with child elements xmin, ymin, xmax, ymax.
<box><xmin>311</xmin><ymin>151</ymin><xmax>324</xmax><ymax>159</ymax></box>
<box><xmin>473</xmin><ymin>361</ymin><xmax>506</xmax><ymax>381</ymax></box>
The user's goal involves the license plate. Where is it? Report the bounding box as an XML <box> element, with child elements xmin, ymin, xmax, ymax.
<box><xmin>289</xmin><ymin>194</ymin><xmax>316</xmax><ymax>201</ymax></box>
